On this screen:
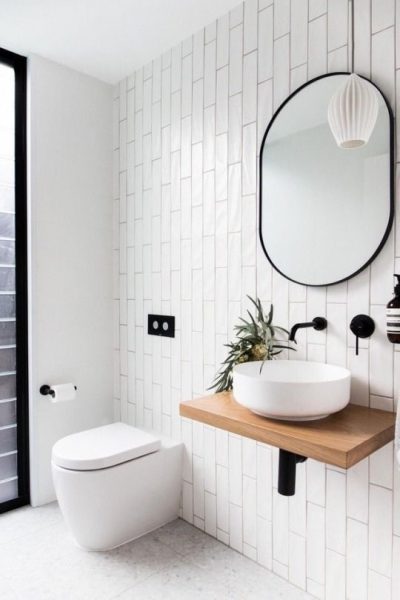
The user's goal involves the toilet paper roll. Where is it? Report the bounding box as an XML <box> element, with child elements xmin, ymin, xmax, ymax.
<box><xmin>50</xmin><ymin>383</ymin><xmax>76</xmax><ymax>403</ymax></box>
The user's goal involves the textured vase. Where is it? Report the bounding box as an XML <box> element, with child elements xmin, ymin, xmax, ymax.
<box><xmin>327</xmin><ymin>73</ymin><xmax>379</xmax><ymax>149</ymax></box>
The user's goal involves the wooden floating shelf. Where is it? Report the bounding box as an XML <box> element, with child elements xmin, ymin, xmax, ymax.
<box><xmin>180</xmin><ymin>392</ymin><xmax>395</xmax><ymax>469</ymax></box>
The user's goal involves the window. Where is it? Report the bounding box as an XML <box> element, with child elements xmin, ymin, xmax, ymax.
<box><xmin>0</xmin><ymin>48</ymin><xmax>29</xmax><ymax>512</ymax></box>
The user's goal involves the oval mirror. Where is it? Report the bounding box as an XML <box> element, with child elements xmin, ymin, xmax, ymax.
<box><xmin>260</xmin><ymin>73</ymin><xmax>394</xmax><ymax>287</ymax></box>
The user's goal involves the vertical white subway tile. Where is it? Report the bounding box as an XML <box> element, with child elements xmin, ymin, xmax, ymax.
<box><xmin>228</xmin><ymin>434</ymin><xmax>243</xmax><ymax>506</ymax></box>
<box><xmin>204</xmin><ymin>426</ymin><xmax>216</xmax><ymax>493</ymax></box>
<box><xmin>258</xmin><ymin>6</ymin><xmax>273</xmax><ymax>83</ymax></box>
<box><xmin>326</xmin><ymin>303</ymin><xmax>347</xmax><ymax>367</ymax></box>
<box><xmin>181</xmin><ymin>54</ymin><xmax>193</xmax><ymax>117</ymax></box>
<box><xmin>228</xmin><ymin>163</ymin><xmax>242</xmax><ymax>231</ymax></box>
<box><xmin>228</xmin><ymin>233</ymin><xmax>242</xmax><ymax>301</ymax></box>
<box><xmin>229</xmin><ymin>503</ymin><xmax>243</xmax><ymax>552</ymax></box>
<box><xmin>243</xmin><ymin>51</ymin><xmax>257</xmax><ymax>125</ymax></box>
<box><xmin>257</xmin><ymin>78</ymin><xmax>273</xmax><ymax>149</ymax></box>
<box><xmin>372</xmin><ymin>0</ymin><xmax>394</xmax><ymax>33</ymax></box>
<box><xmin>171</xmin><ymin>44</ymin><xmax>182</xmax><ymax>92</ymax></box>
<box><xmin>273</xmin><ymin>34</ymin><xmax>290</xmax><ymax>108</ymax></box>
<box><xmin>290</xmin><ymin>0</ymin><xmax>308</xmax><ymax>68</ymax></box>
<box><xmin>217</xmin><ymin>14</ymin><xmax>229</xmax><ymax>69</ymax></box>
<box><xmin>215</xmin><ymin>136</ymin><xmax>228</xmax><ymax>202</ymax></box>
<box><xmin>392</xmin><ymin>535</ymin><xmax>400</xmax><ymax>599</ymax></box>
<box><xmin>308</xmin><ymin>14</ymin><xmax>327</xmax><ymax>78</ymax></box>
<box><xmin>143</xmin><ymin>78</ymin><xmax>152</xmax><ymax>134</ymax></box>
<box><xmin>241</xmin><ymin>195</ymin><xmax>256</xmax><ymax>267</ymax></box>
<box><xmin>192</xmin><ymin>79</ymin><xmax>203</xmax><ymax>143</ymax></box>
<box><xmin>204</xmin><ymin>491</ymin><xmax>217</xmax><ymax>536</ymax></box>
<box><xmin>309</xmin><ymin>0</ymin><xmax>327</xmax><ymax>19</ymax></box>
<box><xmin>243</xmin><ymin>438</ymin><xmax>257</xmax><ymax>478</ymax></box>
<box><xmin>306</xmin><ymin>503</ymin><xmax>325</xmax><ymax>585</ymax></box>
<box><xmin>203</xmin><ymin>106</ymin><xmax>215</xmax><ymax>173</ymax></box>
<box><xmin>370</xmin><ymin>442</ymin><xmax>393</xmax><ymax>489</ymax></box>
<box><xmin>274</xmin><ymin>0</ymin><xmax>290</xmax><ymax>38</ymax></box>
<box><xmin>328</xmin><ymin>45</ymin><xmax>348</xmax><ymax>72</ymax></box>
<box><xmin>216</xmin><ymin>66</ymin><xmax>229</xmax><ymax>134</ymax></box>
<box><xmin>347</xmin><ymin>518</ymin><xmax>368</xmax><ymax>600</ymax></box>
<box><xmin>193</xmin><ymin>30</ymin><xmax>204</xmax><ymax>81</ymax></box>
<box><xmin>326</xmin><ymin>469</ymin><xmax>346</xmax><ymax>554</ymax></box>
<box><xmin>244</xmin><ymin>0</ymin><xmax>257</xmax><ymax>54</ymax></box>
<box><xmin>307</xmin><ymin>459</ymin><xmax>326</xmax><ymax>506</ymax></box>
<box><xmin>354</xmin><ymin>0</ymin><xmax>371</xmax><ymax>77</ymax></box>
<box><xmin>216</xmin><ymin>464</ymin><xmax>229</xmax><ymax>532</ymax></box>
<box><xmin>182</xmin><ymin>481</ymin><xmax>194</xmax><ymax>523</ymax></box>
<box><xmin>257</xmin><ymin>444</ymin><xmax>272</xmax><ymax>521</ymax></box>
<box><xmin>242</xmin><ymin>123</ymin><xmax>256</xmax><ymax>194</ymax></box>
<box><xmin>170</xmin><ymin>92</ymin><xmax>181</xmax><ymax>153</ymax></box>
<box><xmin>369</xmin><ymin>484</ymin><xmax>393</xmax><ymax>576</ymax></box>
<box><xmin>161</xmin><ymin>67</ymin><xmax>171</xmax><ymax>127</ymax></box>
<box><xmin>326</xmin><ymin>550</ymin><xmax>345</xmax><ymax>600</ymax></box>
<box><xmin>257</xmin><ymin>516</ymin><xmax>272</xmax><ymax>569</ymax></box>
<box><xmin>204</xmin><ymin>40</ymin><xmax>216</xmax><ymax>108</ymax></box>
<box><xmin>327</xmin><ymin>0</ymin><xmax>348</xmax><ymax>51</ymax></box>
<box><xmin>289</xmin><ymin>461</ymin><xmax>306</xmax><ymax>536</ymax></box>
<box><xmin>193</xmin><ymin>454</ymin><xmax>205</xmax><ymax>519</ymax></box>
<box><xmin>229</xmin><ymin>25</ymin><xmax>243</xmax><ymax>96</ymax></box>
<box><xmin>205</xmin><ymin>21</ymin><xmax>217</xmax><ymax>44</ymax></box>
<box><xmin>228</xmin><ymin>94</ymin><xmax>242</xmax><ymax>164</ymax></box>
<box><xmin>288</xmin><ymin>532</ymin><xmax>306</xmax><ymax>590</ymax></box>
<box><xmin>371</xmin><ymin>231</ymin><xmax>394</xmax><ymax>305</ymax></box>
<box><xmin>368</xmin><ymin>571</ymin><xmax>391</xmax><ymax>600</ymax></box>
<box><xmin>182</xmin><ymin>36</ymin><xmax>192</xmax><ymax>58</ymax></box>
<box><xmin>243</xmin><ymin>475</ymin><xmax>257</xmax><ymax>548</ymax></box>
<box><xmin>272</xmin><ymin>489</ymin><xmax>289</xmax><ymax>565</ymax></box>
<box><xmin>370</xmin><ymin>305</ymin><xmax>393</xmax><ymax>398</ymax></box>
<box><xmin>372</xmin><ymin>26</ymin><xmax>395</xmax><ymax>109</ymax></box>
<box><xmin>230</xmin><ymin>3</ymin><xmax>243</xmax><ymax>28</ymax></box>
<box><xmin>347</xmin><ymin>458</ymin><xmax>369</xmax><ymax>522</ymax></box>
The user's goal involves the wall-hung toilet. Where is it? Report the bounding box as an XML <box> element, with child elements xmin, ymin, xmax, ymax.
<box><xmin>51</xmin><ymin>422</ymin><xmax>183</xmax><ymax>551</ymax></box>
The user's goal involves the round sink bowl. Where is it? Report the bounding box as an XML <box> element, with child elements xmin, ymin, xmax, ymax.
<box><xmin>232</xmin><ymin>360</ymin><xmax>351</xmax><ymax>421</ymax></box>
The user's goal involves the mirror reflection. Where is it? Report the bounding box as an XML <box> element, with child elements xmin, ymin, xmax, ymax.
<box><xmin>260</xmin><ymin>74</ymin><xmax>393</xmax><ymax>287</ymax></box>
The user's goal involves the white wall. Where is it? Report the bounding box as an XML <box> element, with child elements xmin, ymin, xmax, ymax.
<box><xmin>29</xmin><ymin>55</ymin><xmax>113</xmax><ymax>506</ymax></box>
<box><xmin>114</xmin><ymin>1</ymin><xmax>400</xmax><ymax>598</ymax></box>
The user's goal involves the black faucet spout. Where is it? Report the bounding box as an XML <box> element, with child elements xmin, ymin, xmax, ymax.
<box><xmin>289</xmin><ymin>317</ymin><xmax>327</xmax><ymax>342</ymax></box>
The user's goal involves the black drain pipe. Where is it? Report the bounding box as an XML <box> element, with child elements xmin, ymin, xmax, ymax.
<box><xmin>278</xmin><ymin>450</ymin><xmax>307</xmax><ymax>496</ymax></box>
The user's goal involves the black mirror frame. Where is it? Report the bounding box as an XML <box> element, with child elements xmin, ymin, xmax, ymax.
<box><xmin>259</xmin><ymin>72</ymin><xmax>395</xmax><ymax>288</ymax></box>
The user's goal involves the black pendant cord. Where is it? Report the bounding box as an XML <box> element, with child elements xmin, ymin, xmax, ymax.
<box><xmin>350</xmin><ymin>0</ymin><xmax>355</xmax><ymax>73</ymax></box>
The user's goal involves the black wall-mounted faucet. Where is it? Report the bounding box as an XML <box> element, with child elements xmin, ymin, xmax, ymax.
<box><xmin>349</xmin><ymin>314</ymin><xmax>375</xmax><ymax>355</ymax></box>
<box><xmin>289</xmin><ymin>317</ymin><xmax>327</xmax><ymax>342</ymax></box>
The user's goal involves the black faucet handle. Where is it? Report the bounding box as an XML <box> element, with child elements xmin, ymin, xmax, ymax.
<box><xmin>350</xmin><ymin>314</ymin><xmax>375</xmax><ymax>355</ymax></box>
<box><xmin>313</xmin><ymin>317</ymin><xmax>327</xmax><ymax>331</ymax></box>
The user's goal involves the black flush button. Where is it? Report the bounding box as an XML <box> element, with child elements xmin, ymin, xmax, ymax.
<box><xmin>148</xmin><ymin>314</ymin><xmax>175</xmax><ymax>338</ymax></box>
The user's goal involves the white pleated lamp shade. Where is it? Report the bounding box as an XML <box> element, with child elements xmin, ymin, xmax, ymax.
<box><xmin>327</xmin><ymin>73</ymin><xmax>379</xmax><ymax>149</ymax></box>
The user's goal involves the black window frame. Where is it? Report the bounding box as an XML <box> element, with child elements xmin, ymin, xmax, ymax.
<box><xmin>0</xmin><ymin>47</ymin><xmax>29</xmax><ymax>513</ymax></box>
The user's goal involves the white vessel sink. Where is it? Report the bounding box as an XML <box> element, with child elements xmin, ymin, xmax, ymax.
<box><xmin>232</xmin><ymin>360</ymin><xmax>351</xmax><ymax>421</ymax></box>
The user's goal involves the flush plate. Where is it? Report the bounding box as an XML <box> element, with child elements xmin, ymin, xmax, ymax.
<box><xmin>147</xmin><ymin>314</ymin><xmax>175</xmax><ymax>338</ymax></box>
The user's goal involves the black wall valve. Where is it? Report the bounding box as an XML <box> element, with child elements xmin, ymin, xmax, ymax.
<box><xmin>350</xmin><ymin>314</ymin><xmax>375</xmax><ymax>355</ymax></box>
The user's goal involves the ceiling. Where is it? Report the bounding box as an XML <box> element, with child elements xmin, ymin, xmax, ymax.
<box><xmin>0</xmin><ymin>0</ymin><xmax>241</xmax><ymax>84</ymax></box>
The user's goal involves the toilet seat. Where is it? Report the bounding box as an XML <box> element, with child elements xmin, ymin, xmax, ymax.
<box><xmin>52</xmin><ymin>422</ymin><xmax>161</xmax><ymax>471</ymax></box>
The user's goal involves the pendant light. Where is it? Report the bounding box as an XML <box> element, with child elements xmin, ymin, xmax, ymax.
<box><xmin>327</xmin><ymin>0</ymin><xmax>379</xmax><ymax>149</ymax></box>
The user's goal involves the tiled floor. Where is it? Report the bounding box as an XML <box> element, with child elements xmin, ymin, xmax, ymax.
<box><xmin>0</xmin><ymin>503</ymin><xmax>313</xmax><ymax>599</ymax></box>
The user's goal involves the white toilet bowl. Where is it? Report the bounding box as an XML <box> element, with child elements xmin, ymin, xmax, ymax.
<box><xmin>51</xmin><ymin>422</ymin><xmax>183</xmax><ymax>551</ymax></box>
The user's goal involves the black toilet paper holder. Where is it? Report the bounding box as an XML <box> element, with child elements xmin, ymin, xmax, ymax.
<box><xmin>40</xmin><ymin>384</ymin><xmax>77</xmax><ymax>398</ymax></box>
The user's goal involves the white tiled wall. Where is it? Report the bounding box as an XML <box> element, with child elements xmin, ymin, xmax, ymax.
<box><xmin>113</xmin><ymin>1</ymin><xmax>400</xmax><ymax>597</ymax></box>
